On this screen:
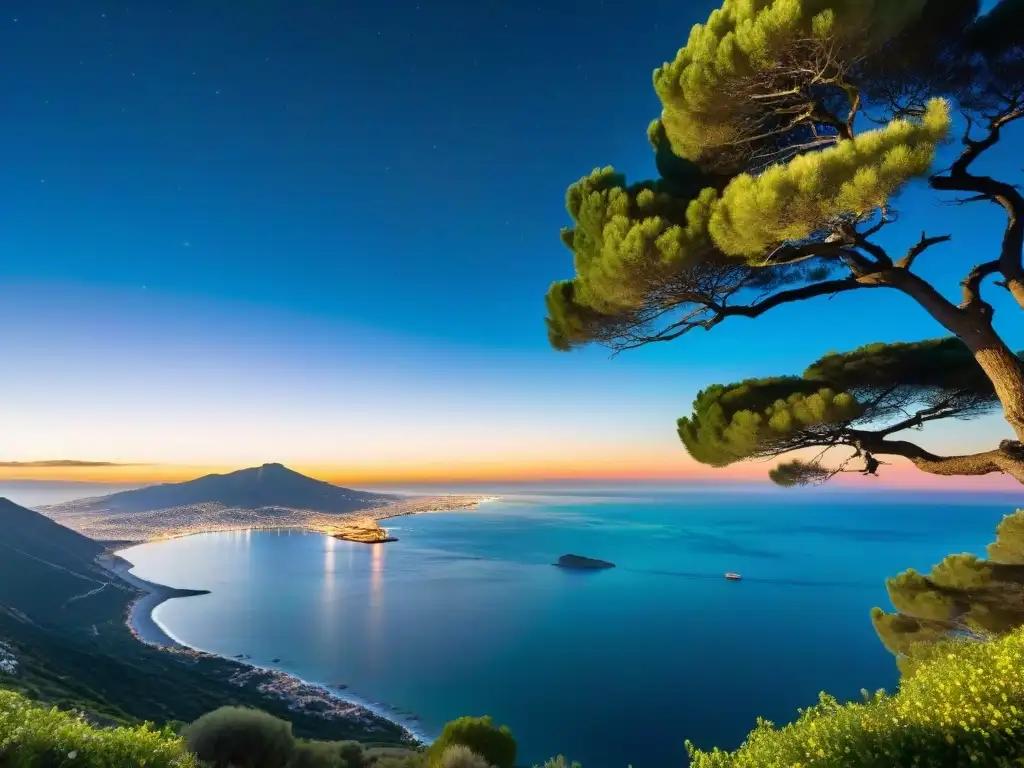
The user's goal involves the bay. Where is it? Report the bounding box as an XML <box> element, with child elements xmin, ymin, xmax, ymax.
<box><xmin>119</xmin><ymin>488</ymin><xmax>1021</xmax><ymax>768</ymax></box>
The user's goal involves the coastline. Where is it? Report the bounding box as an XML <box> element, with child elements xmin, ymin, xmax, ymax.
<box><xmin>101</xmin><ymin>552</ymin><xmax>430</xmax><ymax>744</ymax></box>
<box><xmin>90</xmin><ymin>500</ymin><xmax>507</xmax><ymax>745</ymax></box>
<box><xmin>98</xmin><ymin>553</ymin><xmax>207</xmax><ymax>649</ymax></box>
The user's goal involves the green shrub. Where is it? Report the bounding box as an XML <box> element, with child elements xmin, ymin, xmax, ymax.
<box><xmin>289</xmin><ymin>739</ymin><xmax>367</xmax><ymax>768</ymax></box>
<box><xmin>428</xmin><ymin>717</ymin><xmax>515</xmax><ymax>768</ymax></box>
<box><xmin>0</xmin><ymin>688</ymin><xmax>198</xmax><ymax>767</ymax></box>
<box><xmin>373</xmin><ymin>753</ymin><xmax>426</xmax><ymax>768</ymax></box>
<box><xmin>337</xmin><ymin>740</ymin><xmax>368</xmax><ymax>768</ymax></box>
<box><xmin>535</xmin><ymin>757</ymin><xmax>582</xmax><ymax>768</ymax></box>
<box><xmin>183</xmin><ymin>706</ymin><xmax>294</xmax><ymax>768</ymax></box>
<box><xmin>438</xmin><ymin>744</ymin><xmax>492</xmax><ymax>768</ymax></box>
<box><xmin>687</xmin><ymin>625</ymin><xmax>1024</xmax><ymax>766</ymax></box>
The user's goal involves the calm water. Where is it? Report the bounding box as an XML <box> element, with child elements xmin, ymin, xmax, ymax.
<box><xmin>118</xmin><ymin>490</ymin><xmax>1020</xmax><ymax>768</ymax></box>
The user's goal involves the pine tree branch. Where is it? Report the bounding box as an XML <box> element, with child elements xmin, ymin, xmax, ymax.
<box><xmin>857</xmin><ymin>268</ymin><xmax>972</xmax><ymax>338</ymax></box>
<box><xmin>703</xmin><ymin>277</ymin><xmax>864</xmax><ymax>329</ymax></box>
<box><xmin>895</xmin><ymin>233</ymin><xmax>953</xmax><ymax>270</ymax></box>
<box><xmin>854</xmin><ymin>237</ymin><xmax>893</xmax><ymax>268</ymax></box>
<box><xmin>608</xmin><ymin>277</ymin><xmax>865</xmax><ymax>352</ymax></box>
<box><xmin>849</xmin><ymin>435</ymin><xmax>1024</xmax><ymax>484</ymax></box>
<box><xmin>930</xmin><ymin>108</ymin><xmax>1024</xmax><ymax>309</ymax></box>
<box><xmin>961</xmin><ymin>260</ymin><xmax>1001</xmax><ymax>309</ymax></box>
<box><xmin>875</xmin><ymin>399</ymin><xmax>967</xmax><ymax>438</ymax></box>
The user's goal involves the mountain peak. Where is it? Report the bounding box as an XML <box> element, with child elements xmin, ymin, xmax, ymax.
<box><xmin>58</xmin><ymin>464</ymin><xmax>396</xmax><ymax>515</ymax></box>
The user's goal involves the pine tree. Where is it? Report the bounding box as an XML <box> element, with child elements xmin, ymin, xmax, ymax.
<box><xmin>873</xmin><ymin>509</ymin><xmax>1024</xmax><ymax>674</ymax></box>
<box><xmin>545</xmin><ymin>0</ymin><xmax>1024</xmax><ymax>484</ymax></box>
<box><xmin>676</xmin><ymin>337</ymin><xmax>1024</xmax><ymax>484</ymax></box>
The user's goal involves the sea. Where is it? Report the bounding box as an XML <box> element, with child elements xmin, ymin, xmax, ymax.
<box><xmin>5</xmin><ymin>482</ymin><xmax>1023</xmax><ymax>768</ymax></box>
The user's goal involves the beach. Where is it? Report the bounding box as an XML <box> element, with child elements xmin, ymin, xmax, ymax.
<box><xmin>97</xmin><ymin>553</ymin><xmax>206</xmax><ymax>649</ymax></box>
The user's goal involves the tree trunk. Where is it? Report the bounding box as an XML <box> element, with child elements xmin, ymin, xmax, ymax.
<box><xmin>910</xmin><ymin>448</ymin><xmax>1024</xmax><ymax>484</ymax></box>
<box><xmin>884</xmin><ymin>271</ymin><xmax>1024</xmax><ymax>443</ymax></box>
<box><xmin>1005</xmin><ymin>277</ymin><xmax>1024</xmax><ymax>313</ymax></box>
<box><xmin>960</xmin><ymin>325</ymin><xmax>1024</xmax><ymax>443</ymax></box>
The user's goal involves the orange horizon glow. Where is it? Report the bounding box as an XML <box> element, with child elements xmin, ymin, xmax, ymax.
<box><xmin>0</xmin><ymin>457</ymin><xmax>757</xmax><ymax>486</ymax></box>
<box><xmin>0</xmin><ymin>455</ymin><xmax>1019</xmax><ymax>491</ymax></box>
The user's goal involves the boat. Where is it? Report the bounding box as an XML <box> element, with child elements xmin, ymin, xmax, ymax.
<box><xmin>724</xmin><ymin>572</ymin><xmax>742</xmax><ymax>580</ymax></box>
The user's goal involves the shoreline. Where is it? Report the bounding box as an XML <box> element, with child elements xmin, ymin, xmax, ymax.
<box><xmin>92</xmin><ymin>499</ymin><xmax>507</xmax><ymax>745</ymax></box>
<box><xmin>98</xmin><ymin>553</ymin><xmax>208</xmax><ymax>649</ymax></box>
<box><xmin>101</xmin><ymin>553</ymin><xmax>430</xmax><ymax>744</ymax></box>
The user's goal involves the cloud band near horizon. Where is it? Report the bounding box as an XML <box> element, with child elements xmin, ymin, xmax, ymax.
<box><xmin>0</xmin><ymin>460</ymin><xmax>148</xmax><ymax>468</ymax></box>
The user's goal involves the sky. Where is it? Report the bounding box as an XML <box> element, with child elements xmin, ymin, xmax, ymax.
<box><xmin>0</xmin><ymin>0</ymin><xmax>1021</xmax><ymax>488</ymax></box>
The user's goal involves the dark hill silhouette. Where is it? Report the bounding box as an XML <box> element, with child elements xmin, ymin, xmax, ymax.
<box><xmin>0</xmin><ymin>498</ymin><xmax>117</xmax><ymax>620</ymax></box>
<box><xmin>0</xmin><ymin>497</ymin><xmax>104</xmax><ymax>568</ymax></box>
<box><xmin>69</xmin><ymin>463</ymin><xmax>397</xmax><ymax>514</ymax></box>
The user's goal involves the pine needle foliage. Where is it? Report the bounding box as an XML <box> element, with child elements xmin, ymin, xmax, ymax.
<box><xmin>873</xmin><ymin>510</ymin><xmax>1024</xmax><ymax>673</ymax></box>
<box><xmin>675</xmin><ymin>337</ymin><xmax>1008</xmax><ymax>481</ymax></box>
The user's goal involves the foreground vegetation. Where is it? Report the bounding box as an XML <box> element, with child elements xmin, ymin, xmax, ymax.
<box><xmin>688</xmin><ymin>626</ymin><xmax>1024</xmax><ymax>767</ymax></box>
<box><xmin>0</xmin><ymin>689</ymin><xmax>199</xmax><ymax>768</ymax></box>
<box><xmin>7</xmin><ymin>625</ymin><xmax>1024</xmax><ymax>766</ymax></box>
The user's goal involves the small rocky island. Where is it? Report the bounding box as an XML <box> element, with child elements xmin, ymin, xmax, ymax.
<box><xmin>554</xmin><ymin>554</ymin><xmax>615</xmax><ymax>570</ymax></box>
<box><xmin>331</xmin><ymin>520</ymin><xmax>397</xmax><ymax>544</ymax></box>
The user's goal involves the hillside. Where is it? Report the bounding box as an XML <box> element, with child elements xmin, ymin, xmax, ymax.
<box><xmin>53</xmin><ymin>463</ymin><xmax>396</xmax><ymax>515</ymax></box>
<box><xmin>0</xmin><ymin>497</ymin><xmax>125</xmax><ymax>624</ymax></box>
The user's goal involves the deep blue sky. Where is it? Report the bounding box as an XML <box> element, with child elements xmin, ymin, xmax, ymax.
<box><xmin>0</xmin><ymin>0</ymin><xmax>1020</xmax><ymax>483</ymax></box>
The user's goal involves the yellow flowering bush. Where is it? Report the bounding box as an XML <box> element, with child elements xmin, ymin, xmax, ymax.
<box><xmin>687</xmin><ymin>626</ymin><xmax>1024</xmax><ymax>767</ymax></box>
<box><xmin>0</xmin><ymin>688</ymin><xmax>198</xmax><ymax>767</ymax></box>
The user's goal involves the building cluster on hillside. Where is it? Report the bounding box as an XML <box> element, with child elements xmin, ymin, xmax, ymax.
<box><xmin>37</xmin><ymin>496</ymin><xmax>498</xmax><ymax>543</ymax></box>
<box><xmin>0</xmin><ymin>642</ymin><xmax>18</xmax><ymax>675</ymax></box>
<box><xmin>225</xmin><ymin>665</ymin><xmax>408</xmax><ymax>734</ymax></box>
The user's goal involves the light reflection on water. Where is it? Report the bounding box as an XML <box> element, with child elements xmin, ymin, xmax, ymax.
<box><xmin>368</xmin><ymin>542</ymin><xmax>386</xmax><ymax>665</ymax></box>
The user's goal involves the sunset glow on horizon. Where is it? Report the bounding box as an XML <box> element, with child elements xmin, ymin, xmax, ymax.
<box><xmin>1</xmin><ymin>453</ymin><xmax>1020</xmax><ymax>492</ymax></box>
